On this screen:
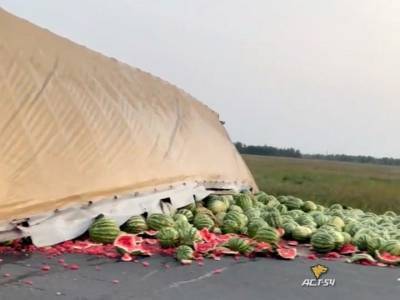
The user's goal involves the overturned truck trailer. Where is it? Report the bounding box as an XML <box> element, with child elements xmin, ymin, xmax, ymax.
<box><xmin>0</xmin><ymin>9</ymin><xmax>257</xmax><ymax>246</ymax></box>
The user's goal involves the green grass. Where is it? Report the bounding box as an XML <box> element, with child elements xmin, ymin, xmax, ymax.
<box><xmin>243</xmin><ymin>155</ymin><xmax>400</xmax><ymax>214</ymax></box>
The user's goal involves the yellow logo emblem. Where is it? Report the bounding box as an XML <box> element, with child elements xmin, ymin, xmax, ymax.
<box><xmin>302</xmin><ymin>264</ymin><xmax>335</xmax><ymax>287</ymax></box>
<box><xmin>311</xmin><ymin>264</ymin><xmax>328</xmax><ymax>280</ymax></box>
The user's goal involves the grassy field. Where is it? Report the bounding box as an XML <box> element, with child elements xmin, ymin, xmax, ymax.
<box><xmin>243</xmin><ymin>155</ymin><xmax>400</xmax><ymax>214</ymax></box>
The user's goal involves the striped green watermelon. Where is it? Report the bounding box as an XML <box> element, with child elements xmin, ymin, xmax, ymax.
<box><xmin>302</xmin><ymin>201</ymin><xmax>317</xmax><ymax>212</ymax></box>
<box><xmin>391</xmin><ymin>233</ymin><xmax>400</xmax><ymax>241</ymax></box>
<box><xmin>328</xmin><ymin>209</ymin><xmax>345</xmax><ymax>219</ymax></box>
<box><xmin>276</xmin><ymin>204</ymin><xmax>288</xmax><ymax>214</ymax></box>
<box><xmin>193</xmin><ymin>214</ymin><xmax>214</xmax><ymax>230</ymax></box>
<box><xmin>253</xmin><ymin>226</ymin><xmax>280</xmax><ymax>245</ymax></box>
<box><xmin>234</xmin><ymin>193</ymin><xmax>253</xmax><ymax>211</ymax></box>
<box><xmin>221</xmin><ymin>195</ymin><xmax>234</xmax><ymax>207</ymax></box>
<box><xmin>296</xmin><ymin>214</ymin><xmax>316</xmax><ymax>228</ymax></box>
<box><xmin>175</xmin><ymin>209</ymin><xmax>194</xmax><ymax>222</ymax></box>
<box><xmin>176</xmin><ymin>245</ymin><xmax>194</xmax><ymax>264</ymax></box>
<box><xmin>327</xmin><ymin>216</ymin><xmax>345</xmax><ymax>231</ymax></box>
<box><xmin>342</xmin><ymin>232</ymin><xmax>352</xmax><ymax>245</ymax></box>
<box><xmin>228</xmin><ymin>205</ymin><xmax>244</xmax><ymax>214</ymax></box>
<box><xmin>344</xmin><ymin>221</ymin><xmax>362</xmax><ymax>236</ymax></box>
<box><xmin>175</xmin><ymin>221</ymin><xmax>200</xmax><ymax>246</ymax></box>
<box><xmin>331</xmin><ymin>230</ymin><xmax>345</xmax><ymax>249</ymax></box>
<box><xmin>174</xmin><ymin>217</ymin><xmax>190</xmax><ymax>229</ymax></box>
<box><xmin>248</xmin><ymin>218</ymin><xmax>268</xmax><ymax>238</ymax></box>
<box><xmin>381</xmin><ymin>240</ymin><xmax>400</xmax><ymax>256</ymax></box>
<box><xmin>281</xmin><ymin>214</ymin><xmax>294</xmax><ymax>224</ymax></box>
<box><xmin>384</xmin><ymin>211</ymin><xmax>397</xmax><ymax>218</ymax></box>
<box><xmin>254</xmin><ymin>202</ymin><xmax>266</xmax><ymax>210</ymax></box>
<box><xmin>222</xmin><ymin>219</ymin><xmax>240</xmax><ymax>234</ymax></box>
<box><xmin>318</xmin><ymin>224</ymin><xmax>338</xmax><ymax>234</ymax></box>
<box><xmin>360</xmin><ymin>218</ymin><xmax>377</xmax><ymax>228</ymax></box>
<box><xmin>180</xmin><ymin>226</ymin><xmax>200</xmax><ymax>246</ymax></box>
<box><xmin>147</xmin><ymin>213</ymin><xmax>175</xmax><ymax>231</ymax></box>
<box><xmin>285</xmin><ymin>209</ymin><xmax>304</xmax><ymax>219</ymax></box>
<box><xmin>366</xmin><ymin>235</ymin><xmax>384</xmax><ymax>255</ymax></box>
<box><xmin>225</xmin><ymin>238</ymin><xmax>253</xmax><ymax>254</ymax></box>
<box><xmin>353</xmin><ymin>234</ymin><xmax>369</xmax><ymax>252</ymax></box>
<box><xmin>282</xmin><ymin>220</ymin><xmax>299</xmax><ymax>238</ymax></box>
<box><xmin>311</xmin><ymin>230</ymin><xmax>336</xmax><ymax>253</ymax></box>
<box><xmin>280</xmin><ymin>196</ymin><xmax>304</xmax><ymax>210</ymax></box>
<box><xmin>239</xmin><ymin>226</ymin><xmax>249</xmax><ymax>235</ymax></box>
<box><xmin>292</xmin><ymin>226</ymin><xmax>313</xmax><ymax>242</ymax></box>
<box><xmin>195</xmin><ymin>207</ymin><xmax>215</xmax><ymax>218</ymax></box>
<box><xmin>121</xmin><ymin>215</ymin><xmax>148</xmax><ymax>234</ymax></box>
<box><xmin>254</xmin><ymin>192</ymin><xmax>268</xmax><ymax>204</ymax></box>
<box><xmin>89</xmin><ymin>216</ymin><xmax>120</xmax><ymax>244</ymax></box>
<box><xmin>264</xmin><ymin>211</ymin><xmax>283</xmax><ymax>228</ymax></box>
<box><xmin>244</xmin><ymin>208</ymin><xmax>261</xmax><ymax>219</ymax></box>
<box><xmin>224</xmin><ymin>211</ymin><xmax>247</xmax><ymax>228</ymax></box>
<box><xmin>173</xmin><ymin>214</ymin><xmax>188</xmax><ymax>223</ymax></box>
<box><xmin>265</xmin><ymin>196</ymin><xmax>280</xmax><ymax>208</ymax></box>
<box><xmin>207</xmin><ymin>198</ymin><xmax>227</xmax><ymax>214</ymax></box>
<box><xmin>310</xmin><ymin>212</ymin><xmax>330</xmax><ymax>227</ymax></box>
<box><xmin>329</xmin><ymin>203</ymin><xmax>343</xmax><ymax>211</ymax></box>
<box><xmin>215</xmin><ymin>212</ymin><xmax>226</xmax><ymax>226</ymax></box>
<box><xmin>156</xmin><ymin>227</ymin><xmax>179</xmax><ymax>248</ymax></box>
<box><xmin>353</xmin><ymin>229</ymin><xmax>373</xmax><ymax>251</ymax></box>
<box><xmin>262</xmin><ymin>206</ymin><xmax>279</xmax><ymax>215</ymax></box>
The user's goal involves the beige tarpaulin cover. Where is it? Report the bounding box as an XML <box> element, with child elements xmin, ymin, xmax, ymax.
<box><xmin>0</xmin><ymin>9</ymin><xmax>256</xmax><ymax>223</ymax></box>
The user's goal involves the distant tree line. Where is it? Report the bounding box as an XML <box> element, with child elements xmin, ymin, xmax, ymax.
<box><xmin>234</xmin><ymin>142</ymin><xmax>400</xmax><ymax>166</ymax></box>
<box><xmin>234</xmin><ymin>142</ymin><xmax>302</xmax><ymax>158</ymax></box>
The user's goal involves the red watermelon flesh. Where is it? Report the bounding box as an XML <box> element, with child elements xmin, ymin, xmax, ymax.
<box><xmin>121</xmin><ymin>253</ymin><xmax>133</xmax><ymax>262</ymax></box>
<box><xmin>114</xmin><ymin>234</ymin><xmax>141</xmax><ymax>253</ymax></box>
<box><xmin>307</xmin><ymin>254</ymin><xmax>318</xmax><ymax>260</ymax></box>
<box><xmin>277</xmin><ymin>247</ymin><xmax>297</xmax><ymax>260</ymax></box>
<box><xmin>215</xmin><ymin>234</ymin><xmax>234</xmax><ymax>244</ymax></box>
<box><xmin>375</xmin><ymin>251</ymin><xmax>400</xmax><ymax>265</ymax></box>
<box><xmin>199</xmin><ymin>228</ymin><xmax>216</xmax><ymax>242</ymax></box>
<box><xmin>324</xmin><ymin>252</ymin><xmax>341</xmax><ymax>259</ymax></box>
<box><xmin>254</xmin><ymin>242</ymin><xmax>272</xmax><ymax>253</ymax></box>
<box><xmin>339</xmin><ymin>244</ymin><xmax>357</xmax><ymax>255</ymax></box>
<box><xmin>194</xmin><ymin>241</ymin><xmax>218</xmax><ymax>254</ymax></box>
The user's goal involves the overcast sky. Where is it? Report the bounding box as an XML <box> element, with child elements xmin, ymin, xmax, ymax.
<box><xmin>1</xmin><ymin>0</ymin><xmax>399</xmax><ymax>158</ymax></box>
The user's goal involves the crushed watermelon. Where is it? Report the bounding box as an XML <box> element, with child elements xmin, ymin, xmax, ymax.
<box><xmin>276</xmin><ymin>247</ymin><xmax>297</xmax><ymax>260</ymax></box>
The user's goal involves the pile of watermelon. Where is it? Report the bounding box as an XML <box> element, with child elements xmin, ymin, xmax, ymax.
<box><xmin>1</xmin><ymin>191</ymin><xmax>400</xmax><ymax>267</ymax></box>
<box><xmin>86</xmin><ymin>192</ymin><xmax>400</xmax><ymax>266</ymax></box>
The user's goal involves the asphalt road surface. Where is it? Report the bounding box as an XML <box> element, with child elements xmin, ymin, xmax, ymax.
<box><xmin>0</xmin><ymin>253</ymin><xmax>399</xmax><ymax>300</ymax></box>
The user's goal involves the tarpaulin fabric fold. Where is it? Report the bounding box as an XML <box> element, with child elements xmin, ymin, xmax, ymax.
<box><xmin>0</xmin><ymin>8</ymin><xmax>257</xmax><ymax>222</ymax></box>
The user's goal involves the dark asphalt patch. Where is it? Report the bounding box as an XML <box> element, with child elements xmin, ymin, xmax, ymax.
<box><xmin>0</xmin><ymin>253</ymin><xmax>399</xmax><ymax>300</ymax></box>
